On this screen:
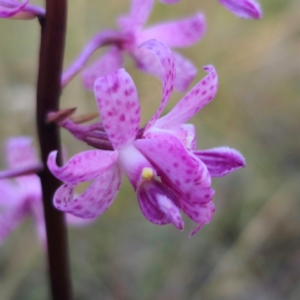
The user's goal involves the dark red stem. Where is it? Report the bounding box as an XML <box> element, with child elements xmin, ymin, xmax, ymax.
<box><xmin>36</xmin><ymin>0</ymin><xmax>73</xmax><ymax>299</ymax></box>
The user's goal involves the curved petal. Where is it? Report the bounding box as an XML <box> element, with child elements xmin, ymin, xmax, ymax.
<box><xmin>189</xmin><ymin>202</ymin><xmax>215</xmax><ymax>237</ymax></box>
<box><xmin>218</xmin><ymin>0</ymin><xmax>262</xmax><ymax>19</ymax></box>
<box><xmin>47</xmin><ymin>150</ymin><xmax>118</xmax><ymax>184</ymax></box>
<box><xmin>0</xmin><ymin>206</ymin><xmax>27</xmax><ymax>245</ymax></box>
<box><xmin>173</xmin><ymin>51</ymin><xmax>197</xmax><ymax>92</ymax></box>
<box><xmin>94</xmin><ymin>68</ymin><xmax>140</xmax><ymax>150</ymax></box>
<box><xmin>137</xmin><ymin>179</ymin><xmax>183</xmax><ymax>230</ymax></box>
<box><xmin>61</xmin><ymin>30</ymin><xmax>123</xmax><ymax>87</ymax></box>
<box><xmin>135</xmin><ymin>132</ymin><xmax>213</xmax><ymax>206</ymax></box>
<box><xmin>53</xmin><ymin>164</ymin><xmax>122</xmax><ymax>219</ymax></box>
<box><xmin>117</xmin><ymin>0</ymin><xmax>154</xmax><ymax>31</ymax></box>
<box><xmin>165</xmin><ymin>123</ymin><xmax>196</xmax><ymax>150</ymax></box>
<box><xmin>135</xmin><ymin>40</ymin><xmax>175</xmax><ymax>130</ymax></box>
<box><xmin>193</xmin><ymin>146</ymin><xmax>246</xmax><ymax>177</ymax></box>
<box><xmin>137</xmin><ymin>13</ymin><xmax>206</xmax><ymax>48</ymax></box>
<box><xmin>82</xmin><ymin>47</ymin><xmax>123</xmax><ymax>91</ymax></box>
<box><xmin>0</xmin><ymin>0</ymin><xmax>29</xmax><ymax>18</ymax></box>
<box><xmin>154</xmin><ymin>65</ymin><xmax>218</xmax><ymax>129</ymax></box>
<box><xmin>5</xmin><ymin>136</ymin><xmax>38</xmax><ymax>170</ymax></box>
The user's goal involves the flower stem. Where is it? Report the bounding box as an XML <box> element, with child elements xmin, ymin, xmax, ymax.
<box><xmin>36</xmin><ymin>0</ymin><xmax>73</xmax><ymax>299</ymax></box>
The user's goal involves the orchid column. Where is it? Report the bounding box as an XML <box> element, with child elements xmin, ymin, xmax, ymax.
<box><xmin>36</xmin><ymin>0</ymin><xmax>72</xmax><ymax>299</ymax></box>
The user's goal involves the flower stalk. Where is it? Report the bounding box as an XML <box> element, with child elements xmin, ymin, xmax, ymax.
<box><xmin>36</xmin><ymin>0</ymin><xmax>73</xmax><ymax>299</ymax></box>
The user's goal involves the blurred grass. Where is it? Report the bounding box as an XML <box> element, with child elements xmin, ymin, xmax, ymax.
<box><xmin>1</xmin><ymin>0</ymin><xmax>300</xmax><ymax>299</ymax></box>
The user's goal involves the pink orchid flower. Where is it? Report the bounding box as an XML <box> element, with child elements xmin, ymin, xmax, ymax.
<box><xmin>49</xmin><ymin>40</ymin><xmax>245</xmax><ymax>236</ymax></box>
<box><xmin>0</xmin><ymin>137</ymin><xmax>88</xmax><ymax>248</ymax></box>
<box><xmin>160</xmin><ymin>0</ymin><xmax>262</xmax><ymax>19</ymax></box>
<box><xmin>62</xmin><ymin>0</ymin><xmax>206</xmax><ymax>93</ymax></box>
<box><xmin>0</xmin><ymin>0</ymin><xmax>45</xmax><ymax>19</ymax></box>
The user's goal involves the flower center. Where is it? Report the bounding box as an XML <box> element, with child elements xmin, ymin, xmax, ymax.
<box><xmin>141</xmin><ymin>167</ymin><xmax>154</xmax><ymax>181</ymax></box>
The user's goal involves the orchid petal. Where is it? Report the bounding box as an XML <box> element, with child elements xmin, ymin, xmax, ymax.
<box><xmin>53</xmin><ymin>164</ymin><xmax>122</xmax><ymax>219</ymax></box>
<box><xmin>193</xmin><ymin>147</ymin><xmax>246</xmax><ymax>177</ymax></box>
<box><xmin>61</xmin><ymin>30</ymin><xmax>123</xmax><ymax>87</ymax></box>
<box><xmin>189</xmin><ymin>202</ymin><xmax>215</xmax><ymax>237</ymax></box>
<box><xmin>0</xmin><ymin>0</ymin><xmax>28</xmax><ymax>18</ymax></box>
<box><xmin>135</xmin><ymin>132</ymin><xmax>213</xmax><ymax>207</ymax></box>
<box><xmin>137</xmin><ymin>179</ymin><xmax>184</xmax><ymax>230</ymax></box>
<box><xmin>16</xmin><ymin>175</ymin><xmax>41</xmax><ymax>201</ymax></box>
<box><xmin>136</xmin><ymin>40</ymin><xmax>175</xmax><ymax>129</ymax></box>
<box><xmin>218</xmin><ymin>0</ymin><xmax>262</xmax><ymax>19</ymax></box>
<box><xmin>5</xmin><ymin>136</ymin><xmax>38</xmax><ymax>170</ymax></box>
<box><xmin>82</xmin><ymin>47</ymin><xmax>123</xmax><ymax>91</ymax></box>
<box><xmin>0</xmin><ymin>180</ymin><xmax>24</xmax><ymax>207</ymax></box>
<box><xmin>94</xmin><ymin>68</ymin><xmax>140</xmax><ymax>150</ymax></box>
<box><xmin>47</xmin><ymin>150</ymin><xmax>118</xmax><ymax>184</ymax></box>
<box><xmin>117</xmin><ymin>0</ymin><xmax>154</xmax><ymax>31</ymax></box>
<box><xmin>155</xmin><ymin>65</ymin><xmax>218</xmax><ymax>129</ymax></box>
<box><xmin>137</xmin><ymin>13</ymin><xmax>206</xmax><ymax>48</ymax></box>
<box><xmin>0</xmin><ymin>206</ymin><xmax>27</xmax><ymax>245</ymax></box>
<box><xmin>180</xmin><ymin>190</ymin><xmax>215</xmax><ymax>225</ymax></box>
<box><xmin>173</xmin><ymin>51</ymin><xmax>197</xmax><ymax>92</ymax></box>
<box><xmin>134</xmin><ymin>49</ymin><xmax>196</xmax><ymax>93</ymax></box>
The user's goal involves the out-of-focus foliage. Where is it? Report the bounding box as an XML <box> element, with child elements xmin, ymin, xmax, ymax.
<box><xmin>1</xmin><ymin>0</ymin><xmax>300</xmax><ymax>299</ymax></box>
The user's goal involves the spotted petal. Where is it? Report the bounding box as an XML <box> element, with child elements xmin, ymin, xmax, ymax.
<box><xmin>135</xmin><ymin>132</ymin><xmax>213</xmax><ymax>207</ymax></box>
<box><xmin>0</xmin><ymin>0</ymin><xmax>29</xmax><ymax>18</ymax></box>
<box><xmin>137</xmin><ymin>179</ymin><xmax>184</xmax><ymax>230</ymax></box>
<box><xmin>117</xmin><ymin>0</ymin><xmax>154</xmax><ymax>31</ymax></box>
<box><xmin>154</xmin><ymin>65</ymin><xmax>218</xmax><ymax>129</ymax></box>
<box><xmin>82</xmin><ymin>46</ymin><xmax>123</xmax><ymax>91</ymax></box>
<box><xmin>189</xmin><ymin>202</ymin><xmax>215</xmax><ymax>237</ymax></box>
<box><xmin>135</xmin><ymin>40</ymin><xmax>175</xmax><ymax>129</ymax></box>
<box><xmin>193</xmin><ymin>147</ymin><xmax>246</xmax><ymax>177</ymax></box>
<box><xmin>137</xmin><ymin>13</ymin><xmax>206</xmax><ymax>48</ymax></box>
<box><xmin>94</xmin><ymin>69</ymin><xmax>140</xmax><ymax>150</ymax></box>
<box><xmin>53</xmin><ymin>164</ymin><xmax>122</xmax><ymax>219</ymax></box>
<box><xmin>218</xmin><ymin>0</ymin><xmax>262</xmax><ymax>19</ymax></box>
<box><xmin>47</xmin><ymin>150</ymin><xmax>118</xmax><ymax>184</ymax></box>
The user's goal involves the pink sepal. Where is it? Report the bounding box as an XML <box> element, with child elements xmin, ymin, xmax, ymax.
<box><xmin>94</xmin><ymin>69</ymin><xmax>141</xmax><ymax>150</ymax></box>
<box><xmin>53</xmin><ymin>164</ymin><xmax>122</xmax><ymax>219</ymax></box>
<box><xmin>137</xmin><ymin>13</ymin><xmax>206</xmax><ymax>48</ymax></box>
<box><xmin>218</xmin><ymin>0</ymin><xmax>262</xmax><ymax>19</ymax></box>
<box><xmin>47</xmin><ymin>150</ymin><xmax>118</xmax><ymax>184</ymax></box>
<box><xmin>155</xmin><ymin>65</ymin><xmax>218</xmax><ymax>129</ymax></box>
<box><xmin>193</xmin><ymin>146</ymin><xmax>246</xmax><ymax>177</ymax></box>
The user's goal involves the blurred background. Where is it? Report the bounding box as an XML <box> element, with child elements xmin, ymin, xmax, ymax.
<box><xmin>1</xmin><ymin>0</ymin><xmax>300</xmax><ymax>299</ymax></box>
